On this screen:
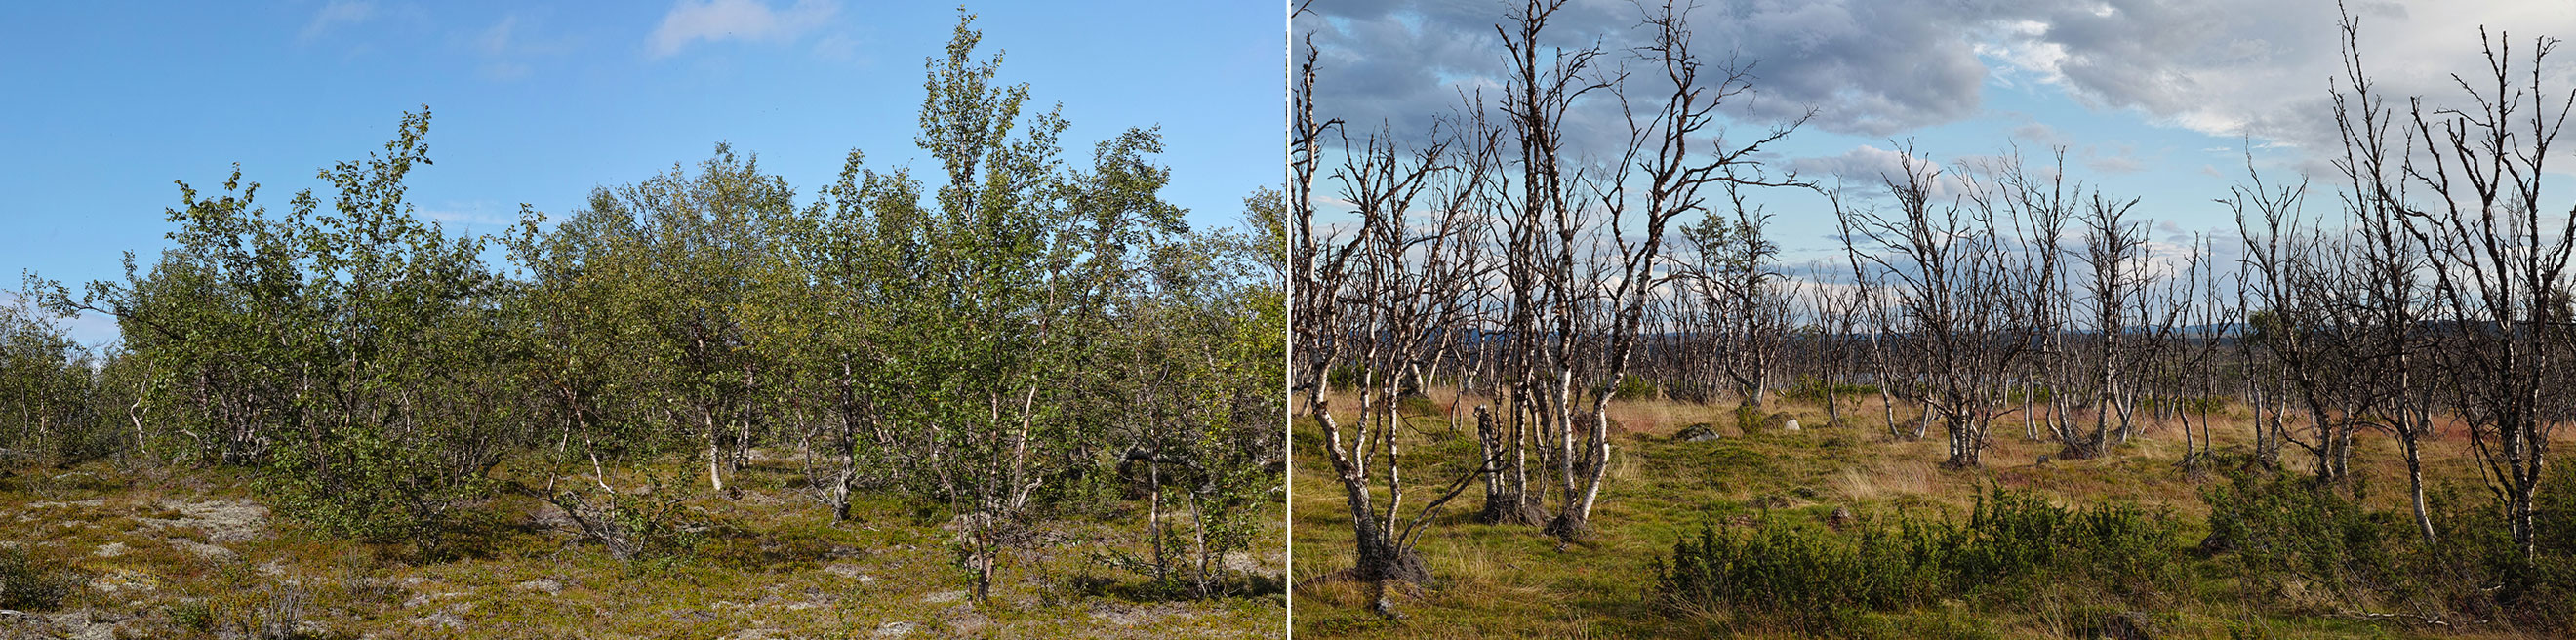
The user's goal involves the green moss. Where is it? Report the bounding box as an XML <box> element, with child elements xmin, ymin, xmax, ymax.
<box><xmin>0</xmin><ymin>453</ymin><xmax>1279</xmax><ymax>638</ymax></box>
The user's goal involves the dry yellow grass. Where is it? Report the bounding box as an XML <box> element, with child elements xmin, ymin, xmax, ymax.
<box><xmin>1828</xmin><ymin>458</ymin><xmax>1934</xmax><ymax>501</ymax></box>
<box><xmin>1293</xmin><ymin>385</ymin><xmax>2576</xmax><ymax>639</ymax></box>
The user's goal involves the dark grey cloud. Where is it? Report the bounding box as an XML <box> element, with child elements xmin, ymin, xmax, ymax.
<box><xmin>1299</xmin><ymin>0</ymin><xmax>2020</xmax><ymax>140</ymax></box>
<box><xmin>1301</xmin><ymin>0</ymin><xmax>2576</xmax><ymax>180</ymax></box>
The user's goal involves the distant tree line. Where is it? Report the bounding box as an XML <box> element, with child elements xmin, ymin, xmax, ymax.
<box><xmin>3</xmin><ymin>12</ymin><xmax>1281</xmax><ymax>603</ymax></box>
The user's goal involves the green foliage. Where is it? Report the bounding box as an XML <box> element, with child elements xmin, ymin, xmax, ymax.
<box><xmin>1325</xmin><ymin>364</ymin><xmax>1366</xmax><ymax>391</ymax></box>
<box><xmin>2002</xmin><ymin>384</ymin><xmax>2056</xmax><ymax>405</ymax></box>
<box><xmin>1731</xmin><ymin>403</ymin><xmax>1766</xmax><ymax>433</ymax></box>
<box><xmin>2196</xmin><ymin>460</ymin><xmax>2576</xmax><ymax>631</ymax></box>
<box><xmin>1780</xmin><ymin>376</ymin><xmax>1876</xmax><ymax>404</ymax></box>
<box><xmin>2198</xmin><ymin>462</ymin><xmax>2397</xmax><ymax>597</ymax></box>
<box><xmin>1396</xmin><ymin>394</ymin><xmax>1442</xmax><ymax>417</ymax></box>
<box><xmin>1679</xmin><ymin>211</ymin><xmax>1774</xmax><ymax>276</ymax></box>
<box><xmin>259</xmin><ymin>424</ymin><xmax>496</xmax><ymax>546</ymax></box>
<box><xmin>30</xmin><ymin>109</ymin><xmax>514</xmax><ymax>550</ymax></box>
<box><xmin>0</xmin><ymin>299</ymin><xmax>113</xmax><ymax>466</ymax></box>
<box><xmin>168</xmin><ymin>599</ymin><xmax>218</xmax><ymax>632</ymax></box>
<box><xmin>2515</xmin><ymin>465</ymin><xmax>2576</xmax><ymax>629</ymax></box>
<box><xmin>1654</xmin><ymin>487</ymin><xmax>2178</xmax><ymax>631</ymax></box>
<box><xmin>2142</xmin><ymin>395</ymin><xmax>2229</xmax><ymax>415</ymax></box>
<box><xmin>1609</xmin><ymin>376</ymin><xmax>1660</xmax><ymax>401</ymax></box>
<box><xmin>0</xmin><ymin>544</ymin><xmax>76</xmax><ymax>611</ymax></box>
<box><xmin>1077</xmin><ymin>156</ymin><xmax>1284</xmax><ymax>600</ymax></box>
<box><xmin>1948</xmin><ymin>488</ymin><xmax>2177</xmax><ymax>593</ymax></box>
<box><xmin>12</xmin><ymin>6</ymin><xmax>1278</xmax><ymax>611</ymax></box>
<box><xmin>545</xmin><ymin>479</ymin><xmax>708</xmax><ymax>566</ymax></box>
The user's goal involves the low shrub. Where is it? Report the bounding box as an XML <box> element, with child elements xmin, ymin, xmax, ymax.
<box><xmin>543</xmin><ymin>477</ymin><xmax>707</xmax><ymax>565</ymax></box>
<box><xmin>2197</xmin><ymin>460</ymin><xmax>2576</xmax><ymax>631</ymax></box>
<box><xmin>1731</xmin><ymin>404</ymin><xmax>1765</xmax><ymax>433</ymax></box>
<box><xmin>1654</xmin><ymin>487</ymin><xmax>2177</xmax><ymax>631</ymax></box>
<box><xmin>2003</xmin><ymin>385</ymin><xmax>2057</xmax><ymax>405</ymax></box>
<box><xmin>168</xmin><ymin>599</ymin><xmax>218</xmax><ymax>633</ymax></box>
<box><xmin>258</xmin><ymin>425</ymin><xmax>496</xmax><ymax>551</ymax></box>
<box><xmin>1781</xmin><ymin>376</ymin><xmax>1879</xmax><ymax>404</ymax></box>
<box><xmin>1326</xmin><ymin>365</ymin><xmax>1366</xmax><ymax>391</ymax></box>
<box><xmin>2143</xmin><ymin>395</ymin><xmax>2229</xmax><ymax>416</ymax></box>
<box><xmin>1397</xmin><ymin>394</ymin><xmax>1443</xmax><ymax>417</ymax></box>
<box><xmin>1610</xmin><ymin>376</ymin><xmax>1661</xmax><ymax>401</ymax></box>
<box><xmin>2197</xmin><ymin>463</ymin><xmax>2396</xmax><ymax>597</ymax></box>
<box><xmin>0</xmin><ymin>545</ymin><xmax>76</xmax><ymax>611</ymax></box>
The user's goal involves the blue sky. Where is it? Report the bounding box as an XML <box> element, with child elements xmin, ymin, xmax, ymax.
<box><xmin>2</xmin><ymin>1</ymin><xmax>1281</xmax><ymax>345</ymax></box>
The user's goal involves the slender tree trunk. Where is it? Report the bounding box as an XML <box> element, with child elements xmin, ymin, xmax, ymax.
<box><xmin>1474</xmin><ymin>405</ymin><xmax>1517</xmax><ymax>524</ymax></box>
<box><xmin>2400</xmin><ymin>428</ymin><xmax>2435</xmax><ymax>541</ymax></box>
<box><xmin>1823</xmin><ymin>377</ymin><xmax>1841</xmax><ymax>428</ymax></box>
<box><xmin>1879</xmin><ymin>385</ymin><xmax>1899</xmax><ymax>438</ymax></box>
<box><xmin>704</xmin><ymin>409</ymin><xmax>726</xmax><ymax>493</ymax></box>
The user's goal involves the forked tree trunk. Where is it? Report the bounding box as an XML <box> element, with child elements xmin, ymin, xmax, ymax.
<box><xmin>1476</xmin><ymin>405</ymin><xmax>1543</xmax><ymax>525</ymax></box>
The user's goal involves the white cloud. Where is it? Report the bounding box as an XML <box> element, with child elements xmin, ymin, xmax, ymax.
<box><xmin>1793</xmin><ymin>144</ymin><xmax>1915</xmax><ymax>182</ymax></box>
<box><xmin>648</xmin><ymin>0</ymin><xmax>839</xmax><ymax>59</ymax></box>
<box><xmin>1791</xmin><ymin>144</ymin><xmax>1954</xmax><ymax>197</ymax></box>
<box><xmin>476</xmin><ymin>16</ymin><xmax>518</xmax><ymax>57</ymax></box>
<box><xmin>301</xmin><ymin>0</ymin><xmax>377</xmax><ymax>42</ymax></box>
<box><xmin>2080</xmin><ymin>143</ymin><xmax>2148</xmax><ymax>175</ymax></box>
<box><xmin>476</xmin><ymin>16</ymin><xmax>531</xmax><ymax>79</ymax></box>
<box><xmin>810</xmin><ymin>32</ymin><xmax>867</xmax><ymax>66</ymax></box>
<box><xmin>469</xmin><ymin>13</ymin><xmax>575</xmax><ymax>80</ymax></box>
<box><xmin>1976</xmin><ymin>20</ymin><xmax>2071</xmax><ymax>89</ymax></box>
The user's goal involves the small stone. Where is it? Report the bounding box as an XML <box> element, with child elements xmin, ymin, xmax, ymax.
<box><xmin>416</xmin><ymin>611</ymin><xmax>466</xmax><ymax>629</ymax></box>
<box><xmin>1760</xmin><ymin>412</ymin><xmax>1798</xmax><ymax>432</ymax></box>
<box><xmin>1673</xmin><ymin>423</ymin><xmax>1722</xmax><ymax>442</ymax></box>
